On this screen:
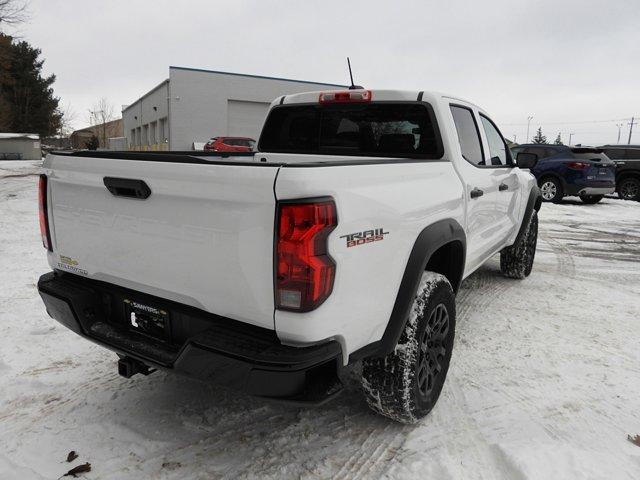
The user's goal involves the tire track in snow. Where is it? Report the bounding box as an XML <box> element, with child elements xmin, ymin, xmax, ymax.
<box><xmin>457</xmin><ymin>265</ymin><xmax>521</xmax><ymax>324</ymax></box>
<box><xmin>538</xmin><ymin>232</ymin><xmax>576</xmax><ymax>278</ymax></box>
<box><xmin>335</xmin><ymin>424</ymin><xmax>407</xmax><ymax>480</ymax></box>
<box><xmin>417</xmin><ymin>379</ymin><xmax>529</xmax><ymax>480</ymax></box>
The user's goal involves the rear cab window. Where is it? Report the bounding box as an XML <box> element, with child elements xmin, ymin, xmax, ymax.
<box><xmin>450</xmin><ymin>105</ymin><xmax>484</xmax><ymax>166</ymax></box>
<box><xmin>449</xmin><ymin>105</ymin><xmax>513</xmax><ymax>167</ymax></box>
<box><xmin>259</xmin><ymin>103</ymin><xmax>443</xmax><ymax>159</ymax></box>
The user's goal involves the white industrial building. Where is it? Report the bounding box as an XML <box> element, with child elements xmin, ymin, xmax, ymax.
<box><xmin>122</xmin><ymin>66</ymin><xmax>345</xmax><ymax>151</ymax></box>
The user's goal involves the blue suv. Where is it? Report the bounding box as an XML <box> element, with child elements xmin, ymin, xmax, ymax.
<box><xmin>511</xmin><ymin>145</ymin><xmax>616</xmax><ymax>204</ymax></box>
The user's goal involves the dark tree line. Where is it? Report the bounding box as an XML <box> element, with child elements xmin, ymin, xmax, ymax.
<box><xmin>1</xmin><ymin>1</ymin><xmax>62</xmax><ymax>137</ymax></box>
<box><xmin>0</xmin><ymin>33</ymin><xmax>62</xmax><ymax>136</ymax></box>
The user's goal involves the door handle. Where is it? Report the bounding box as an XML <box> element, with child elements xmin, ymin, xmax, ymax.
<box><xmin>103</xmin><ymin>177</ymin><xmax>151</xmax><ymax>199</ymax></box>
<box><xmin>470</xmin><ymin>187</ymin><xmax>484</xmax><ymax>199</ymax></box>
<box><xmin>499</xmin><ymin>183</ymin><xmax>509</xmax><ymax>191</ymax></box>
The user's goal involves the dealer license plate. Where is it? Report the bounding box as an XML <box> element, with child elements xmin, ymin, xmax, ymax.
<box><xmin>124</xmin><ymin>298</ymin><xmax>170</xmax><ymax>341</ymax></box>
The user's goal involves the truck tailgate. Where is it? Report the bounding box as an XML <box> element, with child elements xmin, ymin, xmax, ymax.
<box><xmin>45</xmin><ymin>154</ymin><xmax>279</xmax><ymax>329</ymax></box>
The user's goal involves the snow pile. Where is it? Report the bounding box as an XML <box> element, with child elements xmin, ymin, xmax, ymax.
<box><xmin>1</xmin><ymin>161</ymin><xmax>640</xmax><ymax>479</ymax></box>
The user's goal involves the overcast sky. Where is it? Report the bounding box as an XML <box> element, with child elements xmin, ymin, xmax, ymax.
<box><xmin>11</xmin><ymin>0</ymin><xmax>640</xmax><ymax>145</ymax></box>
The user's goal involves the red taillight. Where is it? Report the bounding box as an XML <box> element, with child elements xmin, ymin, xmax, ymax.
<box><xmin>276</xmin><ymin>199</ymin><xmax>337</xmax><ymax>312</ymax></box>
<box><xmin>319</xmin><ymin>90</ymin><xmax>372</xmax><ymax>104</ymax></box>
<box><xmin>566</xmin><ymin>162</ymin><xmax>590</xmax><ymax>170</ymax></box>
<box><xmin>38</xmin><ymin>174</ymin><xmax>52</xmax><ymax>251</ymax></box>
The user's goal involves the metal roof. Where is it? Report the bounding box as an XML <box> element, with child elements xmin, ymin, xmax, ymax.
<box><xmin>0</xmin><ymin>133</ymin><xmax>39</xmax><ymax>140</ymax></box>
<box><xmin>169</xmin><ymin>66</ymin><xmax>347</xmax><ymax>88</ymax></box>
<box><xmin>122</xmin><ymin>67</ymin><xmax>346</xmax><ymax>113</ymax></box>
<box><xmin>122</xmin><ymin>79</ymin><xmax>170</xmax><ymax>113</ymax></box>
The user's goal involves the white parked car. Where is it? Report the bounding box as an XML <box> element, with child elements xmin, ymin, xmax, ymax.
<box><xmin>38</xmin><ymin>89</ymin><xmax>541</xmax><ymax>423</ymax></box>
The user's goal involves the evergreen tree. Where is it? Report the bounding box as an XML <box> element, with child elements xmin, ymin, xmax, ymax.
<box><xmin>554</xmin><ymin>133</ymin><xmax>563</xmax><ymax>145</ymax></box>
<box><xmin>532</xmin><ymin>127</ymin><xmax>547</xmax><ymax>144</ymax></box>
<box><xmin>0</xmin><ymin>33</ymin><xmax>61</xmax><ymax>136</ymax></box>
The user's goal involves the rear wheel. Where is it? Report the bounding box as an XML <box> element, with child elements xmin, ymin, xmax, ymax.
<box><xmin>361</xmin><ymin>272</ymin><xmax>455</xmax><ymax>424</ymax></box>
<box><xmin>579</xmin><ymin>194</ymin><xmax>604</xmax><ymax>204</ymax></box>
<box><xmin>618</xmin><ymin>177</ymin><xmax>640</xmax><ymax>201</ymax></box>
<box><xmin>540</xmin><ymin>177</ymin><xmax>563</xmax><ymax>203</ymax></box>
<box><xmin>500</xmin><ymin>210</ymin><xmax>538</xmax><ymax>279</ymax></box>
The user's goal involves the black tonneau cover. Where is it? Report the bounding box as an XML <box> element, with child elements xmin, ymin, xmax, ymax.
<box><xmin>50</xmin><ymin>150</ymin><xmax>265</xmax><ymax>167</ymax></box>
<box><xmin>49</xmin><ymin>150</ymin><xmax>445</xmax><ymax>168</ymax></box>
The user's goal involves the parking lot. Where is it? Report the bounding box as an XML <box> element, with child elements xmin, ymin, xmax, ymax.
<box><xmin>1</xmin><ymin>160</ymin><xmax>639</xmax><ymax>479</ymax></box>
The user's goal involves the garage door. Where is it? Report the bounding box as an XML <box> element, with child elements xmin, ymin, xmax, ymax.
<box><xmin>227</xmin><ymin>100</ymin><xmax>271</xmax><ymax>139</ymax></box>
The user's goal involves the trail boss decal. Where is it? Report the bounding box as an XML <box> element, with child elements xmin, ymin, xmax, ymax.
<box><xmin>340</xmin><ymin>228</ymin><xmax>389</xmax><ymax>248</ymax></box>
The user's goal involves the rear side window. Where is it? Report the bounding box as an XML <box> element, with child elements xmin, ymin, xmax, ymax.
<box><xmin>603</xmin><ymin>148</ymin><xmax>626</xmax><ymax>160</ymax></box>
<box><xmin>530</xmin><ymin>147</ymin><xmax>558</xmax><ymax>159</ymax></box>
<box><xmin>225</xmin><ymin>138</ymin><xmax>255</xmax><ymax>147</ymax></box>
<box><xmin>480</xmin><ymin>115</ymin><xmax>509</xmax><ymax>166</ymax></box>
<box><xmin>602</xmin><ymin>148</ymin><xmax>640</xmax><ymax>160</ymax></box>
<box><xmin>259</xmin><ymin>103</ymin><xmax>442</xmax><ymax>159</ymax></box>
<box><xmin>450</xmin><ymin>106</ymin><xmax>483</xmax><ymax>165</ymax></box>
<box><xmin>524</xmin><ymin>147</ymin><xmax>548</xmax><ymax>159</ymax></box>
<box><xmin>571</xmin><ymin>148</ymin><xmax>610</xmax><ymax>162</ymax></box>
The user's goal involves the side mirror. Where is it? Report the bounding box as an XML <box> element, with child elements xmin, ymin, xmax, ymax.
<box><xmin>516</xmin><ymin>152</ymin><xmax>538</xmax><ymax>169</ymax></box>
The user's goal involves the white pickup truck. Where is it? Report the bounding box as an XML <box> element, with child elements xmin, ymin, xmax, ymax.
<box><xmin>38</xmin><ymin>89</ymin><xmax>541</xmax><ymax>423</ymax></box>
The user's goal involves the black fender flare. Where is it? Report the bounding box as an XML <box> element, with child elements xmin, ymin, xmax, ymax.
<box><xmin>350</xmin><ymin>218</ymin><xmax>466</xmax><ymax>361</ymax></box>
<box><xmin>512</xmin><ymin>185</ymin><xmax>541</xmax><ymax>246</ymax></box>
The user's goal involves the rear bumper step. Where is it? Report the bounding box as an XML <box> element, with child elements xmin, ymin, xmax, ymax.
<box><xmin>37</xmin><ymin>271</ymin><xmax>343</xmax><ymax>403</ymax></box>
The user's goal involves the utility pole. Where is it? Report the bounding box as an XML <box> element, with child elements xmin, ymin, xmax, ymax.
<box><xmin>526</xmin><ymin>116</ymin><xmax>533</xmax><ymax>143</ymax></box>
<box><xmin>513</xmin><ymin>134</ymin><xmax>517</xmax><ymax>143</ymax></box>
<box><xmin>568</xmin><ymin>133</ymin><xmax>574</xmax><ymax>145</ymax></box>
<box><xmin>616</xmin><ymin>123</ymin><xmax>623</xmax><ymax>144</ymax></box>
<box><xmin>629</xmin><ymin>117</ymin><xmax>636</xmax><ymax>145</ymax></box>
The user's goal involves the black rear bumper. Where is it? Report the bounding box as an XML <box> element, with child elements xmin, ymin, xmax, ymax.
<box><xmin>37</xmin><ymin>271</ymin><xmax>342</xmax><ymax>403</ymax></box>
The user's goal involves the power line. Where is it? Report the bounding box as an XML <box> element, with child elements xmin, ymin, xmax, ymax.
<box><xmin>501</xmin><ymin>117</ymin><xmax>635</xmax><ymax>126</ymax></box>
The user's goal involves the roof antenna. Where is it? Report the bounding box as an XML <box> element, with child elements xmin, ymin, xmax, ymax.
<box><xmin>347</xmin><ymin>57</ymin><xmax>363</xmax><ymax>90</ymax></box>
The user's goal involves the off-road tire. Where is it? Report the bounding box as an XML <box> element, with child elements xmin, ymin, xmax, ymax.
<box><xmin>539</xmin><ymin>177</ymin><xmax>563</xmax><ymax>203</ymax></box>
<box><xmin>361</xmin><ymin>272</ymin><xmax>456</xmax><ymax>424</ymax></box>
<box><xmin>500</xmin><ymin>210</ymin><xmax>538</xmax><ymax>279</ymax></box>
<box><xmin>579</xmin><ymin>194</ymin><xmax>604</xmax><ymax>204</ymax></box>
<box><xmin>617</xmin><ymin>177</ymin><xmax>640</xmax><ymax>201</ymax></box>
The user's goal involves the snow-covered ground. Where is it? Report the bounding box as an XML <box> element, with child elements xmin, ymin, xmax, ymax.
<box><xmin>1</xmin><ymin>160</ymin><xmax>639</xmax><ymax>479</ymax></box>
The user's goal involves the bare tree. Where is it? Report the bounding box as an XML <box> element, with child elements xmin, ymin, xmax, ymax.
<box><xmin>0</xmin><ymin>0</ymin><xmax>29</xmax><ymax>29</ymax></box>
<box><xmin>57</xmin><ymin>103</ymin><xmax>76</xmax><ymax>137</ymax></box>
<box><xmin>87</xmin><ymin>97</ymin><xmax>116</xmax><ymax>148</ymax></box>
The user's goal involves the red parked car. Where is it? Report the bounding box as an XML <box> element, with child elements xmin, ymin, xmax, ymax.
<box><xmin>204</xmin><ymin>137</ymin><xmax>256</xmax><ymax>152</ymax></box>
